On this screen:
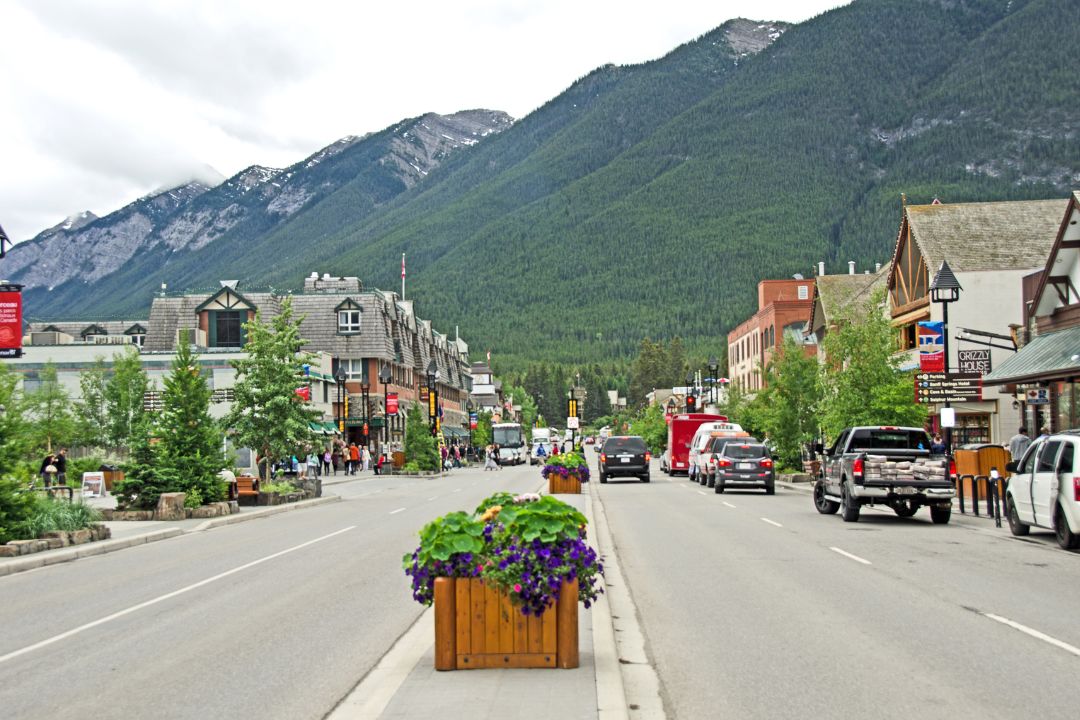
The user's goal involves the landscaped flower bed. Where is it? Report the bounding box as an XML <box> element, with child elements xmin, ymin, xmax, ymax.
<box><xmin>541</xmin><ymin>452</ymin><xmax>590</xmax><ymax>494</ymax></box>
<box><xmin>403</xmin><ymin>491</ymin><xmax>603</xmax><ymax>670</ymax></box>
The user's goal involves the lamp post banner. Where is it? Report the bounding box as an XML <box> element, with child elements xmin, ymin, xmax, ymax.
<box><xmin>917</xmin><ymin>321</ymin><xmax>945</xmax><ymax>373</ymax></box>
<box><xmin>386</xmin><ymin>392</ymin><xmax>399</xmax><ymax>416</ymax></box>
<box><xmin>0</xmin><ymin>287</ymin><xmax>23</xmax><ymax>358</ymax></box>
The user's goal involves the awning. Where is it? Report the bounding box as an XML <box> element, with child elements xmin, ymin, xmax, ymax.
<box><xmin>442</xmin><ymin>426</ymin><xmax>469</xmax><ymax>439</ymax></box>
<box><xmin>309</xmin><ymin>421</ymin><xmax>337</xmax><ymax>435</ymax></box>
<box><xmin>983</xmin><ymin>325</ymin><xmax>1080</xmax><ymax>385</ymax></box>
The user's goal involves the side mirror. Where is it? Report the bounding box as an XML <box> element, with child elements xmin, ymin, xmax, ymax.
<box><xmin>1005</xmin><ymin>461</ymin><xmax>1018</xmax><ymax>473</ymax></box>
<box><xmin>814</xmin><ymin>442</ymin><xmax>824</xmax><ymax>455</ymax></box>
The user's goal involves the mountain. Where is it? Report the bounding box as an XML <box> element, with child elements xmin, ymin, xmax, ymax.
<box><xmin>15</xmin><ymin>0</ymin><xmax>1080</xmax><ymax>370</ymax></box>
<box><xmin>6</xmin><ymin>109</ymin><xmax>511</xmax><ymax>298</ymax></box>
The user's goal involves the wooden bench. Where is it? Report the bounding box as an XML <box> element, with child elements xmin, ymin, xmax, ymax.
<box><xmin>235</xmin><ymin>476</ymin><xmax>259</xmax><ymax>505</ymax></box>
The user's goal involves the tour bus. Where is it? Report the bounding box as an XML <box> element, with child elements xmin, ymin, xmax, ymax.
<box><xmin>493</xmin><ymin>422</ymin><xmax>528</xmax><ymax>465</ymax></box>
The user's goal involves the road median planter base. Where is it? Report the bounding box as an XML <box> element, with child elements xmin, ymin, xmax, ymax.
<box><xmin>433</xmin><ymin>576</ymin><xmax>579</xmax><ymax>670</ymax></box>
<box><xmin>547</xmin><ymin>473</ymin><xmax>582</xmax><ymax>495</ymax></box>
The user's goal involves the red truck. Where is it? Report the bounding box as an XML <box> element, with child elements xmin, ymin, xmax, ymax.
<box><xmin>662</xmin><ymin>413</ymin><xmax>727</xmax><ymax>475</ymax></box>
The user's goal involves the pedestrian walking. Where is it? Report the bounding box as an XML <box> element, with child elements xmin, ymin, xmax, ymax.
<box><xmin>1036</xmin><ymin>426</ymin><xmax>1051</xmax><ymax>441</ymax></box>
<box><xmin>362</xmin><ymin>446</ymin><xmax>370</xmax><ymax>472</ymax></box>
<box><xmin>1007</xmin><ymin>427</ymin><xmax>1032</xmax><ymax>461</ymax></box>
<box><xmin>484</xmin><ymin>444</ymin><xmax>497</xmax><ymax>471</ymax></box>
<box><xmin>39</xmin><ymin>453</ymin><xmax>56</xmax><ymax>488</ymax></box>
<box><xmin>306</xmin><ymin>451</ymin><xmax>320</xmax><ymax>479</ymax></box>
<box><xmin>331</xmin><ymin>446</ymin><xmax>342</xmax><ymax>475</ymax></box>
<box><xmin>452</xmin><ymin>445</ymin><xmax>462</xmax><ymax>468</ymax></box>
<box><xmin>374</xmin><ymin>451</ymin><xmax>384</xmax><ymax>476</ymax></box>
<box><xmin>322</xmin><ymin>448</ymin><xmax>332</xmax><ymax>476</ymax></box>
<box><xmin>930</xmin><ymin>434</ymin><xmax>947</xmax><ymax>454</ymax></box>
<box><xmin>349</xmin><ymin>443</ymin><xmax>360</xmax><ymax>475</ymax></box>
<box><xmin>55</xmin><ymin>448</ymin><xmax>68</xmax><ymax>486</ymax></box>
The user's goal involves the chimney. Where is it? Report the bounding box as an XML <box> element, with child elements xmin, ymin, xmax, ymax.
<box><xmin>875</xmin><ymin>262</ymin><xmax>882</xmax><ymax>273</ymax></box>
<box><xmin>848</xmin><ymin>261</ymin><xmax>855</xmax><ymax>275</ymax></box>
<box><xmin>818</xmin><ymin>261</ymin><xmax>825</xmax><ymax>276</ymax></box>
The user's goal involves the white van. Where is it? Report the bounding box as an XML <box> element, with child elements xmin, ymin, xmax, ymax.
<box><xmin>1006</xmin><ymin>431</ymin><xmax>1080</xmax><ymax>549</ymax></box>
<box><xmin>687</xmin><ymin>422</ymin><xmax>746</xmax><ymax>482</ymax></box>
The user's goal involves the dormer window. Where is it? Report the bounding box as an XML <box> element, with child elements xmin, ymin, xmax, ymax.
<box><xmin>335</xmin><ymin>298</ymin><xmax>363</xmax><ymax>335</ymax></box>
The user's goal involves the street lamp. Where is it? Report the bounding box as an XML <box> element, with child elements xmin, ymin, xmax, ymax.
<box><xmin>708</xmin><ymin>356</ymin><xmax>719</xmax><ymax>406</ymax></box>
<box><xmin>466</xmin><ymin>398</ymin><xmax>475</xmax><ymax>451</ymax></box>
<box><xmin>334</xmin><ymin>363</ymin><xmax>347</xmax><ymax>435</ymax></box>
<box><xmin>426</xmin><ymin>359</ymin><xmax>439</xmax><ymax>437</ymax></box>
<box><xmin>379</xmin><ymin>364</ymin><xmax>392</xmax><ymax>449</ymax></box>
<box><xmin>930</xmin><ymin>260</ymin><xmax>963</xmax><ymax>454</ymax></box>
<box><xmin>360</xmin><ymin>377</ymin><xmax>371</xmax><ymax>451</ymax></box>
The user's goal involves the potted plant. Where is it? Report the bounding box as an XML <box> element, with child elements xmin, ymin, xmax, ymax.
<box><xmin>403</xmin><ymin>492</ymin><xmax>603</xmax><ymax>670</ymax></box>
<box><xmin>541</xmin><ymin>451</ymin><xmax>590</xmax><ymax>494</ymax></box>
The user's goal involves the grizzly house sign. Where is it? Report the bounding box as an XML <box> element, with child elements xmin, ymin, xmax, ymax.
<box><xmin>958</xmin><ymin>349</ymin><xmax>992</xmax><ymax>375</ymax></box>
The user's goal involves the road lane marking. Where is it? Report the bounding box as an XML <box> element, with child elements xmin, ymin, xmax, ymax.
<box><xmin>426</xmin><ymin>496</ymin><xmax>437</xmax><ymax>502</ymax></box>
<box><xmin>829</xmin><ymin>547</ymin><xmax>872</xmax><ymax>565</ymax></box>
<box><xmin>0</xmin><ymin>526</ymin><xmax>356</xmax><ymax>666</ymax></box>
<box><xmin>982</xmin><ymin>613</ymin><xmax>1080</xmax><ymax>658</ymax></box>
<box><xmin>389</xmin><ymin>508</ymin><xmax>406</xmax><ymax>515</ymax></box>
<box><xmin>453</xmin><ymin>488</ymin><xmax>462</xmax><ymax>493</ymax></box>
<box><xmin>761</xmin><ymin>518</ymin><xmax>783</xmax><ymax>528</ymax></box>
<box><xmin>697</xmin><ymin>490</ymin><xmax>708</xmax><ymax>496</ymax></box>
<box><xmin>722</xmin><ymin>502</ymin><xmax>736</xmax><ymax>508</ymax></box>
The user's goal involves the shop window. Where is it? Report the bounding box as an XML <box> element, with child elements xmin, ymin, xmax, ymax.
<box><xmin>338</xmin><ymin>310</ymin><xmax>362</xmax><ymax>334</ymax></box>
<box><xmin>953</xmin><ymin>413</ymin><xmax>990</xmax><ymax>446</ymax></box>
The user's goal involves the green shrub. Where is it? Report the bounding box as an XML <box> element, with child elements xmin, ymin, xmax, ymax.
<box><xmin>0</xmin><ymin>478</ymin><xmax>37</xmax><ymax>544</ymax></box>
<box><xmin>65</xmin><ymin>456</ymin><xmax>106</xmax><ymax>486</ymax></box>
<box><xmin>259</xmin><ymin>482</ymin><xmax>297</xmax><ymax>494</ymax></box>
<box><xmin>16</xmin><ymin>497</ymin><xmax>102</xmax><ymax>539</ymax></box>
<box><xmin>183</xmin><ymin>488</ymin><xmax>204</xmax><ymax>509</ymax></box>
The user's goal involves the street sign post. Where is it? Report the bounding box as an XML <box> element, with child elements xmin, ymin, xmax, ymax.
<box><xmin>914</xmin><ymin>373</ymin><xmax>983</xmax><ymax>404</ymax></box>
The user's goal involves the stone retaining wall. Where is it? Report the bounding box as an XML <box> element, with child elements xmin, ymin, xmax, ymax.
<box><xmin>101</xmin><ymin>500</ymin><xmax>239</xmax><ymax>521</ymax></box>
<box><xmin>0</xmin><ymin>524</ymin><xmax>112</xmax><ymax>557</ymax></box>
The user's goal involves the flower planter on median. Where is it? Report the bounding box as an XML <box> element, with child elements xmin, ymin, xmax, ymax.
<box><xmin>433</xmin><ymin>576</ymin><xmax>578</xmax><ymax>670</ymax></box>
<box><xmin>547</xmin><ymin>473</ymin><xmax>582</xmax><ymax>495</ymax></box>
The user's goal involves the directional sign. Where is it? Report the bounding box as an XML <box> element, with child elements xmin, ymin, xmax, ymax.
<box><xmin>914</xmin><ymin>373</ymin><xmax>983</xmax><ymax>404</ymax></box>
<box><xmin>958</xmin><ymin>349</ymin><xmax>992</xmax><ymax>375</ymax></box>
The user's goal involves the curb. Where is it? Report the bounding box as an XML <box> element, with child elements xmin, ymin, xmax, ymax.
<box><xmin>0</xmin><ymin>495</ymin><xmax>342</xmax><ymax>579</ymax></box>
<box><xmin>778</xmin><ymin>480</ymin><xmax>814</xmax><ymax>494</ymax></box>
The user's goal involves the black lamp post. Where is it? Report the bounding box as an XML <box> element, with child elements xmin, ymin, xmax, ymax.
<box><xmin>930</xmin><ymin>260</ymin><xmax>963</xmax><ymax>455</ymax></box>
<box><xmin>708</xmin><ymin>356</ymin><xmax>719</xmax><ymax>406</ymax></box>
<box><xmin>466</xmin><ymin>398</ymin><xmax>475</xmax><ymax>449</ymax></box>
<box><xmin>426</xmin><ymin>359</ymin><xmax>439</xmax><ymax>437</ymax></box>
<box><xmin>360</xmin><ymin>378</ymin><xmax>371</xmax><ymax>451</ymax></box>
<box><xmin>334</xmin><ymin>363</ymin><xmax>347</xmax><ymax>436</ymax></box>
<box><xmin>379</xmin><ymin>364</ymin><xmax>392</xmax><ymax>449</ymax></box>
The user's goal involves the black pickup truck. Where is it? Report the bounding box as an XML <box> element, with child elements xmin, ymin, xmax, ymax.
<box><xmin>813</xmin><ymin>426</ymin><xmax>955</xmax><ymax>523</ymax></box>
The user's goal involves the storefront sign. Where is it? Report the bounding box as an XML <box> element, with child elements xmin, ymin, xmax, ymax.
<box><xmin>386</xmin><ymin>392</ymin><xmax>399</xmax><ymax>416</ymax></box>
<box><xmin>917</xmin><ymin>321</ymin><xmax>945</xmax><ymax>373</ymax></box>
<box><xmin>1025</xmin><ymin>387</ymin><xmax>1050</xmax><ymax>405</ymax></box>
<box><xmin>958</xmin><ymin>349</ymin><xmax>992</xmax><ymax>375</ymax></box>
<box><xmin>0</xmin><ymin>285</ymin><xmax>24</xmax><ymax>358</ymax></box>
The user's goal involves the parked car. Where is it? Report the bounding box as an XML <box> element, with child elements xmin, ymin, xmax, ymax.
<box><xmin>660</xmin><ymin>448</ymin><xmax>670</xmax><ymax>473</ymax></box>
<box><xmin>598</xmin><ymin>435</ymin><xmax>651</xmax><ymax>483</ymax></box>
<box><xmin>713</xmin><ymin>442</ymin><xmax>775</xmax><ymax>494</ymax></box>
<box><xmin>1005</xmin><ymin>430</ymin><xmax>1080</xmax><ymax>549</ymax></box>
<box><xmin>687</xmin><ymin>422</ymin><xmax>747</xmax><ymax>483</ymax></box>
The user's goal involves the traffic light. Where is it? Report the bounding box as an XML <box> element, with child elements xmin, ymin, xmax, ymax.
<box><xmin>686</xmin><ymin>394</ymin><xmax>697</xmax><ymax>412</ymax></box>
<box><xmin>567</xmin><ymin>398</ymin><xmax>578</xmax><ymax>418</ymax></box>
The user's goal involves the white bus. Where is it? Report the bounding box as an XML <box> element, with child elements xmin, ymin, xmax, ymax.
<box><xmin>492</xmin><ymin>423</ymin><xmax>527</xmax><ymax>465</ymax></box>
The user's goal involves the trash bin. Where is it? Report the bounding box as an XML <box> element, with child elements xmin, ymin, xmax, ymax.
<box><xmin>99</xmin><ymin>464</ymin><xmax>124</xmax><ymax>492</ymax></box>
<box><xmin>954</xmin><ymin>444</ymin><xmax>1011</xmax><ymax>500</ymax></box>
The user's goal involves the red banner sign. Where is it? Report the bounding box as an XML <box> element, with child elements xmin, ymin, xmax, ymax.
<box><xmin>0</xmin><ymin>287</ymin><xmax>23</xmax><ymax>358</ymax></box>
<box><xmin>294</xmin><ymin>386</ymin><xmax>311</xmax><ymax>402</ymax></box>
<box><xmin>386</xmin><ymin>392</ymin><xmax>399</xmax><ymax>416</ymax></box>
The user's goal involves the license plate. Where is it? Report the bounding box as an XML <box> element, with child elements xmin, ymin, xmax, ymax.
<box><xmin>620</xmin><ymin>457</ymin><xmax>630</xmax><ymax>463</ymax></box>
<box><xmin>738</xmin><ymin>462</ymin><xmax>753</xmax><ymax>470</ymax></box>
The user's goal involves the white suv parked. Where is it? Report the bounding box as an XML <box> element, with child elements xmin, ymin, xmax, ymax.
<box><xmin>1006</xmin><ymin>430</ymin><xmax>1080</xmax><ymax>550</ymax></box>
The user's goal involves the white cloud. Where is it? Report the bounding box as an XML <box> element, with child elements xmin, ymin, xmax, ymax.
<box><xmin>0</xmin><ymin>0</ymin><xmax>850</xmax><ymax>242</ymax></box>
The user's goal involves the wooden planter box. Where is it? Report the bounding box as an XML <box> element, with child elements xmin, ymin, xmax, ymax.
<box><xmin>547</xmin><ymin>472</ymin><xmax>582</xmax><ymax>495</ymax></box>
<box><xmin>433</xmin><ymin>577</ymin><xmax>579</xmax><ymax>670</ymax></box>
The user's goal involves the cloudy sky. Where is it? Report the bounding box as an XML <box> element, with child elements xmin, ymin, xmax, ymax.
<box><xmin>0</xmin><ymin>0</ymin><xmax>851</xmax><ymax>243</ymax></box>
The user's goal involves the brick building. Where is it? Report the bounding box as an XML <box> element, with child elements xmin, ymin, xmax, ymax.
<box><xmin>727</xmin><ymin>278</ymin><xmax>815</xmax><ymax>392</ymax></box>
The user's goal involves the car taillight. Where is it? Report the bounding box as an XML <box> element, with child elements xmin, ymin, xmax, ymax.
<box><xmin>760</xmin><ymin>458</ymin><xmax>773</xmax><ymax>468</ymax></box>
<box><xmin>709</xmin><ymin>457</ymin><xmax>717</xmax><ymax>467</ymax></box>
<box><xmin>645</xmin><ymin>452</ymin><xmax>652</xmax><ymax>462</ymax></box>
<box><xmin>600</xmin><ymin>453</ymin><xmax>607</xmax><ymax>463</ymax></box>
<box><xmin>949</xmin><ymin>458</ymin><xmax>957</xmax><ymax>478</ymax></box>
<box><xmin>852</xmin><ymin>457</ymin><xmax>863</xmax><ymax>477</ymax></box>
<box><xmin>717</xmin><ymin>459</ymin><xmax>732</xmax><ymax>468</ymax></box>
<box><xmin>1074</xmin><ymin>477</ymin><xmax>1080</xmax><ymax>502</ymax></box>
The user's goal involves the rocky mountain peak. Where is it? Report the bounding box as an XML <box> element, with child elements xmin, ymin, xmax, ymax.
<box><xmin>724</xmin><ymin>18</ymin><xmax>789</xmax><ymax>57</ymax></box>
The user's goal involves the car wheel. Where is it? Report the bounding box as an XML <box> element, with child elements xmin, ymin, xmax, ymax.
<box><xmin>715</xmin><ymin>477</ymin><xmax>725</xmax><ymax>494</ymax></box>
<box><xmin>640</xmin><ymin>475</ymin><xmax>650</xmax><ymax>483</ymax></box>
<box><xmin>1006</xmin><ymin>498</ymin><xmax>1030</xmax><ymax>536</ymax></box>
<box><xmin>840</xmin><ymin>484</ymin><xmax>860</xmax><ymax>522</ymax></box>
<box><xmin>930</xmin><ymin>505</ymin><xmax>951</xmax><ymax>524</ymax></box>
<box><xmin>706</xmin><ymin>475</ymin><xmax>715</xmax><ymax>488</ymax></box>
<box><xmin>891</xmin><ymin>500</ymin><xmax>918</xmax><ymax>518</ymax></box>
<box><xmin>814</xmin><ymin>480</ymin><xmax>839</xmax><ymax>515</ymax></box>
<box><xmin>1055</xmin><ymin>505</ymin><xmax>1080</xmax><ymax>549</ymax></box>
<box><xmin>765</xmin><ymin>482</ymin><xmax>775</xmax><ymax>495</ymax></box>
<box><xmin>599</xmin><ymin>473</ymin><xmax>608</xmax><ymax>484</ymax></box>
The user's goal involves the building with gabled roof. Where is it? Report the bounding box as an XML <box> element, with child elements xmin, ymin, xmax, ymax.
<box><xmin>804</xmin><ymin>263</ymin><xmax>890</xmax><ymax>360</ymax></box>
<box><xmin>887</xmin><ymin>197</ymin><xmax>1067</xmax><ymax>445</ymax></box>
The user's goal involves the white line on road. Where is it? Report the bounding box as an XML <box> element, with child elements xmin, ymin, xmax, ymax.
<box><xmin>697</xmin><ymin>490</ymin><xmax>708</xmax><ymax>496</ymax></box>
<box><xmin>389</xmin><ymin>508</ymin><xmax>406</xmax><ymax>515</ymax></box>
<box><xmin>722</xmin><ymin>502</ymin><xmax>736</xmax><ymax>508</ymax></box>
<box><xmin>983</xmin><ymin>613</ymin><xmax>1080</xmax><ymax>658</ymax></box>
<box><xmin>761</xmin><ymin>518</ymin><xmax>783</xmax><ymax>528</ymax></box>
<box><xmin>829</xmin><ymin>547</ymin><xmax>872</xmax><ymax>565</ymax></box>
<box><xmin>452</xmin><ymin>488</ymin><xmax>462</xmax><ymax>493</ymax></box>
<box><xmin>0</xmin><ymin>526</ymin><xmax>356</xmax><ymax>666</ymax></box>
<box><xmin>426</xmin><ymin>496</ymin><xmax>437</xmax><ymax>502</ymax></box>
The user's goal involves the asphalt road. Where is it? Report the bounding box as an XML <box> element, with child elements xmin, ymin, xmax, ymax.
<box><xmin>595</xmin><ymin>462</ymin><xmax>1080</xmax><ymax>720</ymax></box>
<box><xmin>0</xmin><ymin>463</ymin><xmax>542</xmax><ymax>720</ymax></box>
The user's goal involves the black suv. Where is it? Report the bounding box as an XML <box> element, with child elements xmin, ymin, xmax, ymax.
<box><xmin>714</xmin><ymin>443</ymin><xmax>775</xmax><ymax>494</ymax></box>
<box><xmin>599</xmin><ymin>435</ymin><xmax>651</xmax><ymax>483</ymax></box>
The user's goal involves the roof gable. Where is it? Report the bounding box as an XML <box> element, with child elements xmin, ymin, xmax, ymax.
<box><xmin>1031</xmin><ymin>191</ymin><xmax>1080</xmax><ymax>318</ymax></box>
<box><xmin>195</xmin><ymin>287</ymin><xmax>256</xmax><ymax>313</ymax></box>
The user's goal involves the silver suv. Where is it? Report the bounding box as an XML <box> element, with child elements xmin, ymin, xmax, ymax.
<box><xmin>1005</xmin><ymin>430</ymin><xmax>1080</xmax><ymax>549</ymax></box>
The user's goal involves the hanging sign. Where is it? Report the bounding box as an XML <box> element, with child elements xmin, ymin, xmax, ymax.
<box><xmin>294</xmin><ymin>386</ymin><xmax>311</xmax><ymax>402</ymax></box>
<box><xmin>958</xmin><ymin>349</ymin><xmax>992</xmax><ymax>375</ymax></box>
<box><xmin>917</xmin><ymin>321</ymin><xmax>945</xmax><ymax>372</ymax></box>
<box><xmin>0</xmin><ymin>284</ymin><xmax>24</xmax><ymax>358</ymax></box>
<box><xmin>386</xmin><ymin>392</ymin><xmax>399</xmax><ymax>416</ymax></box>
<box><xmin>469</xmin><ymin>412</ymin><xmax>478</xmax><ymax>430</ymax></box>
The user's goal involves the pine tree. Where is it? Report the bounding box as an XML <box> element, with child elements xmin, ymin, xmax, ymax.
<box><xmin>104</xmin><ymin>347</ymin><xmax>149</xmax><ymax>451</ymax></box>
<box><xmin>115</xmin><ymin>417</ymin><xmax>178</xmax><ymax>510</ymax></box>
<box><xmin>22</xmin><ymin>363</ymin><xmax>75</xmax><ymax>455</ymax></box>
<box><xmin>404</xmin><ymin>404</ymin><xmax>439</xmax><ymax>471</ymax></box>
<box><xmin>224</xmin><ymin>297</ymin><xmax>320</xmax><ymax>482</ymax></box>
<box><xmin>157</xmin><ymin>339</ymin><xmax>226</xmax><ymax>505</ymax></box>
<box><xmin>75</xmin><ymin>358</ymin><xmax>108</xmax><ymax>450</ymax></box>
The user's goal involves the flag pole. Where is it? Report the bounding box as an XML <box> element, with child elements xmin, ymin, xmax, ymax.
<box><xmin>401</xmin><ymin>253</ymin><xmax>405</xmax><ymax>299</ymax></box>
